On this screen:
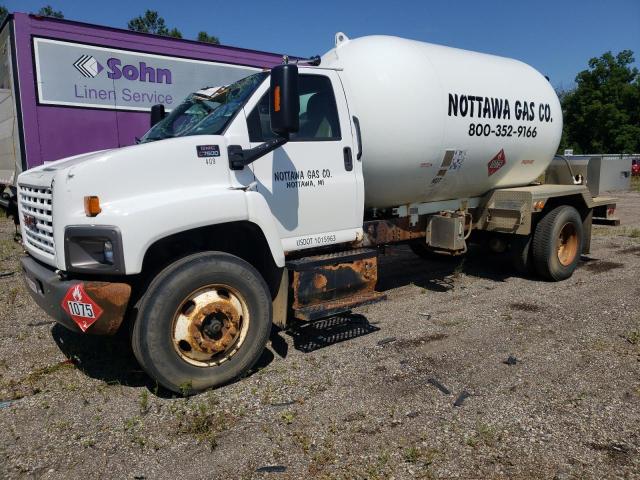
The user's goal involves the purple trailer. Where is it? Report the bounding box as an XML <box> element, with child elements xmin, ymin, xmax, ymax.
<box><xmin>0</xmin><ymin>12</ymin><xmax>285</xmax><ymax>196</ymax></box>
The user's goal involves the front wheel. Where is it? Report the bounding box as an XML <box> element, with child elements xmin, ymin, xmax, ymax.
<box><xmin>132</xmin><ymin>252</ymin><xmax>272</xmax><ymax>394</ymax></box>
<box><xmin>532</xmin><ymin>206</ymin><xmax>583</xmax><ymax>281</ymax></box>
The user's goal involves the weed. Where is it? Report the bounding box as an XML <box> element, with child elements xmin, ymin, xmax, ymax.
<box><xmin>123</xmin><ymin>417</ymin><xmax>141</xmax><ymax>431</ymax></box>
<box><xmin>404</xmin><ymin>446</ymin><xmax>421</xmax><ymax>463</ymax></box>
<box><xmin>176</xmin><ymin>401</ymin><xmax>230</xmax><ymax>450</ymax></box>
<box><xmin>628</xmin><ymin>228</ymin><xmax>640</xmax><ymax>239</ymax></box>
<box><xmin>622</xmin><ymin>330</ymin><xmax>639</xmax><ymax>345</ymax></box>
<box><xmin>178</xmin><ymin>381</ymin><xmax>193</xmax><ymax>397</ymax></box>
<box><xmin>403</xmin><ymin>445</ymin><xmax>439</xmax><ymax>466</ymax></box>
<box><xmin>81</xmin><ymin>438</ymin><xmax>96</xmax><ymax>448</ymax></box>
<box><xmin>308</xmin><ymin>441</ymin><xmax>337</xmax><ymax>476</ymax></box>
<box><xmin>0</xmin><ymin>238</ymin><xmax>18</xmax><ymax>259</ymax></box>
<box><xmin>26</xmin><ymin>360</ymin><xmax>75</xmax><ymax>385</ymax></box>
<box><xmin>589</xmin><ymin>338</ymin><xmax>610</xmax><ymax>352</ymax></box>
<box><xmin>280</xmin><ymin>410</ymin><xmax>296</xmax><ymax>425</ymax></box>
<box><xmin>139</xmin><ymin>390</ymin><xmax>149</xmax><ymax>415</ymax></box>
<box><xmin>7</xmin><ymin>286</ymin><xmax>19</xmax><ymax>305</ymax></box>
<box><xmin>465</xmin><ymin>436</ymin><xmax>478</xmax><ymax>448</ymax></box>
<box><xmin>365</xmin><ymin>452</ymin><xmax>391</xmax><ymax>479</ymax></box>
<box><xmin>131</xmin><ymin>435</ymin><xmax>146</xmax><ymax>449</ymax></box>
<box><xmin>292</xmin><ymin>430</ymin><xmax>311</xmax><ymax>453</ymax></box>
<box><xmin>466</xmin><ymin>422</ymin><xmax>500</xmax><ymax>448</ymax></box>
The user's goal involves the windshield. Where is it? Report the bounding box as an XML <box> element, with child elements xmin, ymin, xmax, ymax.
<box><xmin>140</xmin><ymin>72</ymin><xmax>268</xmax><ymax>143</ymax></box>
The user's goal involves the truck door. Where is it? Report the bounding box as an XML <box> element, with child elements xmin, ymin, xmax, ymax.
<box><xmin>245</xmin><ymin>71</ymin><xmax>361</xmax><ymax>251</ymax></box>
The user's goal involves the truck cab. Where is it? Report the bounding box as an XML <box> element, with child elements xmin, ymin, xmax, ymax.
<box><xmin>18</xmin><ymin>62</ymin><xmax>370</xmax><ymax>393</ymax></box>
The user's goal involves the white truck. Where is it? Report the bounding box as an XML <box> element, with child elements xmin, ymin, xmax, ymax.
<box><xmin>17</xmin><ymin>34</ymin><xmax>615</xmax><ymax>393</ymax></box>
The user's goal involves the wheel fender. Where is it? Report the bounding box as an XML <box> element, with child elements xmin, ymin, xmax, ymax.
<box><xmin>245</xmin><ymin>191</ymin><xmax>285</xmax><ymax>268</ymax></box>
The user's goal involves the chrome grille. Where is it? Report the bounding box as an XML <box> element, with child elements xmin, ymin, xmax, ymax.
<box><xmin>18</xmin><ymin>184</ymin><xmax>55</xmax><ymax>258</ymax></box>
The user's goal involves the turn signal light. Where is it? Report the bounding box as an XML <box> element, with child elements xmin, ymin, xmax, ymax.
<box><xmin>533</xmin><ymin>201</ymin><xmax>545</xmax><ymax>211</ymax></box>
<box><xmin>273</xmin><ymin>85</ymin><xmax>281</xmax><ymax>112</ymax></box>
<box><xmin>84</xmin><ymin>196</ymin><xmax>101</xmax><ymax>217</ymax></box>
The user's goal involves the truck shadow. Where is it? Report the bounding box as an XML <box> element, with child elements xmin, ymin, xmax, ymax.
<box><xmin>377</xmin><ymin>244</ymin><xmax>531</xmax><ymax>292</ymax></box>
<box><xmin>50</xmin><ymin>323</ymin><xmax>278</xmax><ymax>398</ymax></box>
<box><xmin>286</xmin><ymin>314</ymin><xmax>380</xmax><ymax>353</ymax></box>
<box><xmin>50</xmin><ymin>324</ymin><xmax>165</xmax><ymax>394</ymax></box>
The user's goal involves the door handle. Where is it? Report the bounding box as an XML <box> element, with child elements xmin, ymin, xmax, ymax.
<box><xmin>343</xmin><ymin>147</ymin><xmax>353</xmax><ymax>171</ymax></box>
<box><xmin>352</xmin><ymin>116</ymin><xmax>363</xmax><ymax>160</ymax></box>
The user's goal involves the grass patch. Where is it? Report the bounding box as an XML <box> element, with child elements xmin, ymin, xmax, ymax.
<box><xmin>280</xmin><ymin>410</ymin><xmax>296</xmax><ymax>425</ymax></box>
<box><xmin>628</xmin><ymin>228</ymin><xmax>640</xmax><ymax>239</ymax></box>
<box><xmin>466</xmin><ymin>422</ymin><xmax>501</xmax><ymax>448</ymax></box>
<box><xmin>403</xmin><ymin>445</ymin><xmax>439</xmax><ymax>467</ymax></box>
<box><xmin>631</xmin><ymin>176</ymin><xmax>640</xmax><ymax>192</ymax></box>
<box><xmin>622</xmin><ymin>330</ymin><xmax>639</xmax><ymax>346</ymax></box>
<box><xmin>0</xmin><ymin>237</ymin><xmax>20</xmax><ymax>260</ymax></box>
<box><xmin>175</xmin><ymin>399</ymin><xmax>231</xmax><ymax>450</ymax></box>
<box><xmin>139</xmin><ymin>390</ymin><xmax>150</xmax><ymax>415</ymax></box>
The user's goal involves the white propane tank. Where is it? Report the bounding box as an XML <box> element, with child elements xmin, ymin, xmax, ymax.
<box><xmin>321</xmin><ymin>34</ymin><xmax>563</xmax><ymax>208</ymax></box>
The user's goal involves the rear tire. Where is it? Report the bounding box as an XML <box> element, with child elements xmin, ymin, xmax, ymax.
<box><xmin>132</xmin><ymin>252</ymin><xmax>271</xmax><ymax>394</ymax></box>
<box><xmin>532</xmin><ymin>206</ymin><xmax>583</xmax><ymax>281</ymax></box>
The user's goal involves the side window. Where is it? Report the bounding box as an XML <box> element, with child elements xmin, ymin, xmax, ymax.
<box><xmin>247</xmin><ymin>74</ymin><xmax>341</xmax><ymax>142</ymax></box>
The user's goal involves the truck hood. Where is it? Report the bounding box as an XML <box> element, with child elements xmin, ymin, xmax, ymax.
<box><xmin>17</xmin><ymin>136</ymin><xmax>239</xmax><ymax>199</ymax></box>
<box><xmin>41</xmin><ymin>149</ymin><xmax>114</xmax><ymax>171</ymax></box>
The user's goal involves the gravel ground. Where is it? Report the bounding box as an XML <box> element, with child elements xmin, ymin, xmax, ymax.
<box><xmin>0</xmin><ymin>191</ymin><xmax>639</xmax><ymax>479</ymax></box>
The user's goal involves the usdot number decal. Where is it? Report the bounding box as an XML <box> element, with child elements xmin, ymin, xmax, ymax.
<box><xmin>296</xmin><ymin>234</ymin><xmax>337</xmax><ymax>247</ymax></box>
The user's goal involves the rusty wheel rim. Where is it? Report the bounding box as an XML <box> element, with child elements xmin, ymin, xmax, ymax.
<box><xmin>172</xmin><ymin>284</ymin><xmax>249</xmax><ymax>367</ymax></box>
<box><xmin>557</xmin><ymin>222</ymin><xmax>578</xmax><ymax>266</ymax></box>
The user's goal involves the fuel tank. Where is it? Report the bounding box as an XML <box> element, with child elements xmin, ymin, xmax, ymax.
<box><xmin>321</xmin><ymin>34</ymin><xmax>562</xmax><ymax>208</ymax></box>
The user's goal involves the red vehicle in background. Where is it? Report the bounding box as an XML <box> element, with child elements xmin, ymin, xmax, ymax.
<box><xmin>632</xmin><ymin>158</ymin><xmax>640</xmax><ymax>176</ymax></box>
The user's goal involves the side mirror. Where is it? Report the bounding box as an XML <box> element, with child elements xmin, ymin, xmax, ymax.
<box><xmin>270</xmin><ymin>64</ymin><xmax>299</xmax><ymax>136</ymax></box>
<box><xmin>150</xmin><ymin>104</ymin><xmax>166</xmax><ymax>127</ymax></box>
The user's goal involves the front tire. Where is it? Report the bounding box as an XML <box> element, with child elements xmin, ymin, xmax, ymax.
<box><xmin>132</xmin><ymin>252</ymin><xmax>271</xmax><ymax>394</ymax></box>
<box><xmin>532</xmin><ymin>206</ymin><xmax>583</xmax><ymax>281</ymax></box>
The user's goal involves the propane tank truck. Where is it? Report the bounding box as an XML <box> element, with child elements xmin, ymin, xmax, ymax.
<box><xmin>17</xmin><ymin>34</ymin><xmax>614</xmax><ymax>393</ymax></box>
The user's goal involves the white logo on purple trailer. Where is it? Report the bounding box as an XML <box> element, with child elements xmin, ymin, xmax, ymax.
<box><xmin>73</xmin><ymin>55</ymin><xmax>104</xmax><ymax>78</ymax></box>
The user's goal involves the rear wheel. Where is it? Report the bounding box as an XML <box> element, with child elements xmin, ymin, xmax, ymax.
<box><xmin>132</xmin><ymin>252</ymin><xmax>271</xmax><ymax>394</ymax></box>
<box><xmin>532</xmin><ymin>206</ymin><xmax>583</xmax><ymax>281</ymax></box>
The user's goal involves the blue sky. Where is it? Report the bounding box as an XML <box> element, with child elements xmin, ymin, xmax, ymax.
<box><xmin>6</xmin><ymin>0</ymin><xmax>640</xmax><ymax>90</ymax></box>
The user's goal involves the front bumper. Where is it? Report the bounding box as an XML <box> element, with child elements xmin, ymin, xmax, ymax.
<box><xmin>20</xmin><ymin>256</ymin><xmax>132</xmax><ymax>335</ymax></box>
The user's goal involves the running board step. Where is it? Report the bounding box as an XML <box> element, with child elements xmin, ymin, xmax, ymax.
<box><xmin>286</xmin><ymin>248</ymin><xmax>385</xmax><ymax>321</ymax></box>
<box><xmin>293</xmin><ymin>291</ymin><xmax>387</xmax><ymax>321</ymax></box>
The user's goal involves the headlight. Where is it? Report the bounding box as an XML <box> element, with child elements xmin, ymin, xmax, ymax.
<box><xmin>64</xmin><ymin>226</ymin><xmax>124</xmax><ymax>274</ymax></box>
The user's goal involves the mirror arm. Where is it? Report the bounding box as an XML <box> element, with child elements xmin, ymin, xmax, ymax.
<box><xmin>228</xmin><ymin>135</ymin><xmax>289</xmax><ymax>170</ymax></box>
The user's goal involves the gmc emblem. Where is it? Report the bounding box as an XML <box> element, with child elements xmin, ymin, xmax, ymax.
<box><xmin>23</xmin><ymin>214</ymin><xmax>37</xmax><ymax>230</ymax></box>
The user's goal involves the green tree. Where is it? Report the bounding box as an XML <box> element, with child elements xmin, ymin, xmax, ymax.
<box><xmin>37</xmin><ymin>5</ymin><xmax>64</xmax><ymax>18</ymax></box>
<box><xmin>167</xmin><ymin>27</ymin><xmax>182</xmax><ymax>39</ymax></box>
<box><xmin>127</xmin><ymin>10</ymin><xmax>182</xmax><ymax>38</ymax></box>
<box><xmin>561</xmin><ymin>50</ymin><xmax>640</xmax><ymax>153</ymax></box>
<box><xmin>0</xmin><ymin>6</ymin><xmax>8</xmax><ymax>24</ymax></box>
<box><xmin>197</xmin><ymin>31</ymin><xmax>220</xmax><ymax>44</ymax></box>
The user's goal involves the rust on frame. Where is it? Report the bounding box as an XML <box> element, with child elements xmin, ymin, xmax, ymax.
<box><xmin>357</xmin><ymin>217</ymin><xmax>428</xmax><ymax>247</ymax></box>
<box><xmin>288</xmin><ymin>250</ymin><xmax>379</xmax><ymax>311</ymax></box>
